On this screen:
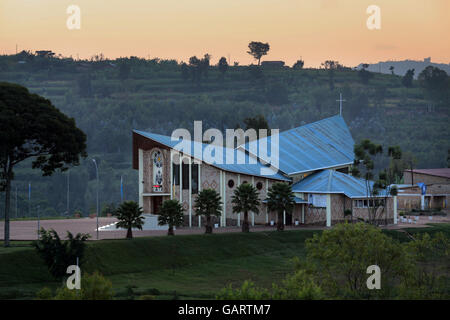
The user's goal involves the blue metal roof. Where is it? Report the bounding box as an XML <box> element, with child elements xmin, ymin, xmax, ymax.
<box><xmin>262</xmin><ymin>196</ymin><xmax>308</xmax><ymax>204</ymax></box>
<box><xmin>291</xmin><ymin>170</ymin><xmax>389</xmax><ymax>198</ymax></box>
<box><xmin>240</xmin><ymin>115</ymin><xmax>355</xmax><ymax>175</ymax></box>
<box><xmin>133</xmin><ymin>130</ymin><xmax>290</xmax><ymax>181</ymax></box>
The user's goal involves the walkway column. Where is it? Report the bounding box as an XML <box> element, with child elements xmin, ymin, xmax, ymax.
<box><xmin>170</xmin><ymin>150</ymin><xmax>173</xmax><ymax>200</ymax></box>
<box><xmin>326</xmin><ymin>194</ymin><xmax>331</xmax><ymax>227</ymax></box>
<box><xmin>265</xmin><ymin>179</ymin><xmax>269</xmax><ymax>223</ymax></box>
<box><xmin>188</xmin><ymin>157</ymin><xmax>192</xmax><ymax>227</ymax></box>
<box><xmin>179</xmin><ymin>153</ymin><xmax>183</xmax><ymax>204</ymax></box>
<box><xmin>251</xmin><ymin>176</ymin><xmax>255</xmax><ymax>226</ymax></box>
<box><xmin>283</xmin><ymin>210</ymin><xmax>286</xmax><ymax>225</ymax></box>
<box><xmin>421</xmin><ymin>195</ymin><xmax>425</xmax><ymax>210</ymax></box>
<box><xmin>138</xmin><ymin>149</ymin><xmax>144</xmax><ymax>209</ymax></box>
<box><xmin>237</xmin><ymin>174</ymin><xmax>241</xmax><ymax>227</ymax></box>
<box><xmin>394</xmin><ymin>196</ymin><xmax>398</xmax><ymax>224</ymax></box>
<box><xmin>223</xmin><ymin>171</ymin><xmax>226</xmax><ymax>227</ymax></box>
<box><xmin>301</xmin><ymin>204</ymin><xmax>305</xmax><ymax>224</ymax></box>
<box><xmin>198</xmin><ymin>162</ymin><xmax>201</xmax><ymax>228</ymax></box>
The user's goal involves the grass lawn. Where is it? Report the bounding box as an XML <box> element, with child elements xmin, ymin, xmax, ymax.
<box><xmin>0</xmin><ymin>225</ymin><xmax>448</xmax><ymax>300</ymax></box>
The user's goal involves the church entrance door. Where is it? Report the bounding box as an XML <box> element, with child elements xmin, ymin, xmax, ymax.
<box><xmin>286</xmin><ymin>212</ymin><xmax>293</xmax><ymax>226</ymax></box>
<box><xmin>153</xmin><ymin>196</ymin><xmax>163</xmax><ymax>214</ymax></box>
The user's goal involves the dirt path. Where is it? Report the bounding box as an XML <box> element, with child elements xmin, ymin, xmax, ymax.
<box><xmin>0</xmin><ymin>215</ymin><xmax>448</xmax><ymax>241</ymax></box>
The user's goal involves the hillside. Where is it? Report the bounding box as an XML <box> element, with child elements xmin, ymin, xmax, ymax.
<box><xmin>0</xmin><ymin>54</ymin><xmax>449</xmax><ymax>217</ymax></box>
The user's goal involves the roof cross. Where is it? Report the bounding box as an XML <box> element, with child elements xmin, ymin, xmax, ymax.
<box><xmin>336</xmin><ymin>93</ymin><xmax>346</xmax><ymax>116</ymax></box>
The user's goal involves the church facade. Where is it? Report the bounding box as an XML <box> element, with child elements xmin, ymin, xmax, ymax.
<box><xmin>132</xmin><ymin>115</ymin><xmax>396</xmax><ymax>227</ymax></box>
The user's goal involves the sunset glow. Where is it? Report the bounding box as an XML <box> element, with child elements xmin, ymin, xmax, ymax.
<box><xmin>1</xmin><ymin>0</ymin><xmax>449</xmax><ymax>67</ymax></box>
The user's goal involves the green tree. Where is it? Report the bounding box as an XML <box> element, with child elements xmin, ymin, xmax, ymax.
<box><xmin>118</xmin><ymin>62</ymin><xmax>131</xmax><ymax>80</ymax></box>
<box><xmin>265</xmin><ymin>81</ymin><xmax>289</xmax><ymax>105</ymax></box>
<box><xmin>194</xmin><ymin>189</ymin><xmax>222</xmax><ymax>234</ymax></box>
<box><xmin>247</xmin><ymin>41</ymin><xmax>270</xmax><ymax>66</ymax></box>
<box><xmin>389</xmin><ymin>65</ymin><xmax>395</xmax><ymax>75</ymax></box>
<box><xmin>77</xmin><ymin>74</ymin><xmax>92</xmax><ymax>97</ymax></box>
<box><xmin>321</xmin><ymin>60</ymin><xmax>340</xmax><ymax>90</ymax></box>
<box><xmin>358</xmin><ymin>64</ymin><xmax>373</xmax><ymax>85</ymax></box>
<box><xmin>400</xmin><ymin>232</ymin><xmax>450</xmax><ymax>299</ymax></box>
<box><xmin>114</xmin><ymin>201</ymin><xmax>144</xmax><ymax>239</ymax></box>
<box><xmin>0</xmin><ymin>82</ymin><xmax>87</xmax><ymax>247</ymax></box>
<box><xmin>33</xmin><ymin>228</ymin><xmax>90</xmax><ymax>279</ymax></box>
<box><xmin>180</xmin><ymin>62</ymin><xmax>190</xmax><ymax>81</ymax></box>
<box><xmin>266</xmin><ymin>183</ymin><xmax>295</xmax><ymax>231</ymax></box>
<box><xmin>304</xmin><ymin>223</ymin><xmax>410</xmax><ymax>299</ymax></box>
<box><xmin>402</xmin><ymin>69</ymin><xmax>415</xmax><ymax>88</ymax></box>
<box><xmin>231</xmin><ymin>183</ymin><xmax>260</xmax><ymax>232</ymax></box>
<box><xmin>292</xmin><ymin>59</ymin><xmax>304</xmax><ymax>70</ymax></box>
<box><xmin>418</xmin><ymin>66</ymin><xmax>449</xmax><ymax>105</ymax></box>
<box><xmin>244</xmin><ymin>114</ymin><xmax>271</xmax><ymax>137</ymax></box>
<box><xmin>218</xmin><ymin>57</ymin><xmax>228</xmax><ymax>79</ymax></box>
<box><xmin>352</xmin><ymin>140</ymin><xmax>401</xmax><ymax>224</ymax></box>
<box><xmin>158</xmin><ymin>199</ymin><xmax>184</xmax><ymax>235</ymax></box>
<box><xmin>48</xmin><ymin>272</ymin><xmax>114</xmax><ymax>300</ymax></box>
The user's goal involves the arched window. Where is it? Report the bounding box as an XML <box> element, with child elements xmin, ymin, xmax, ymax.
<box><xmin>256</xmin><ymin>182</ymin><xmax>263</xmax><ymax>190</ymax></box>
<box><xmin>228</xmin><ymin>179</ymin><xmax>235</xmax><ymax>188</ymax></box>
<box><xmin>152</xmin><ymin>150</ymin><xmax>163</xmax><ymax>192</ymax></box>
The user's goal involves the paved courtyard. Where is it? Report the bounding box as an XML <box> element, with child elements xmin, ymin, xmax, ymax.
<box><xmin>0</xmin><ymin>214</ymin><xmax>448</xmax><ymax>241</ymax></box>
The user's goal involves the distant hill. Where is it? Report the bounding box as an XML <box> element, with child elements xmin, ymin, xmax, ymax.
<box><xmin>356</xmin><ymin>58</ymin><xmax>450</xmax><ymax>78</ymax></box>
<box><xmin>0</xmin><ymin>53</ymin><xmax>448</xmax><ymax>218</ymax></box>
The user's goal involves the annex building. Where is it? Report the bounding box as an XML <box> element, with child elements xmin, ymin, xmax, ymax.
<box><xmin>132</xmin><ymin>115</ymin><xmax>396</xmax><ymax>228</ymax></box>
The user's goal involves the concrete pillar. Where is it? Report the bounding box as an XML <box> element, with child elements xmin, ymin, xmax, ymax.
<box><xmin>138</xmin><ymin>149</ymin><xmax>144</xmax><ymax>209</ymax></box>
<box><xmin>301</xmin><ymin>204</ymin><xmax>305</xmax><ymax>224</ymax></box>
<box><xmin>283</xmin><ymin>210</ymin><xmax>286</xmax><ymax>225</ymax></box>
<box><xmin>394</xmin><ymin>195</ymin><xmax>398</xmax><ymax>224</ymax></box>
<box><xmin>237</xmin><ymin>174</ymin><xmax>240</xmax><ymax>227</ymax></box>
<box><xmin>251</xmin><ymin>176</ymin><xmax>255</xmax><ymax>226</ymax></box>
<box><xmin>265</xmin><ymin>179</ymin><xmax>269</xmax><ymax>223</ymax></box>
<box><xmin>179</xmin><ymin>153</ymin><xmax>183</xmax><ymax>204</ymax></box>
<box><xmin>188</xmin><ymin>157</ymin><xmax>192</xmax><ymax>227</ymax></box>
<box><xmin>170</xmin><ymin>150</ymin><xmax>173</xmax><ymax>200</ymax></box>
<box><xmin>326</xmin><ymin>194</ymin><xmax>331</xmax><ymax>227</ymax></box>
<box><xmin>198</xmin><ymin>162</ymin><xmax>201</xmax><ymax>228</ymax></box>
<box><xmin>421</xmin><ymin>195</ymin><xmax>425</xmax><ymax>210</ymax></box>
<box><xmin>223</xmin><ymin>171</ymin><xmax>226</xmax><ymax>227</ymax></box>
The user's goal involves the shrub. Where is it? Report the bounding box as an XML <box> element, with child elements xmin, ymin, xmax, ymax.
<box><xmin>304</xmin><ymin>222</ymin><xmax>410</xmax><ymax>299</ymax></box>
<box><xmin>33</xmin><ymin>228</ymin><xmax>90</xmax><ymax>279</ymax></box>
<box><xmin>139</xmin><ymin>295</ymin><xmax>155</xmax><ymax>300</ymax></box>
<box><xmin>35</xmin><ymin>287</ymin><xmax>53</xmax><ymax>300</ymax></box>
<box><xmin>40</xmin><ymin>272</ymin><xmax>114</xmax><ymax>300</ymax></box>
<box><xmin>217</xmin><ymin>280</ymin><xmax>270</xmax><ymax>300</ymax></box>
<box><xmin>81</xmin><ymin>271</ymin><xmax>114</xmax><ymax>300</ymax></box>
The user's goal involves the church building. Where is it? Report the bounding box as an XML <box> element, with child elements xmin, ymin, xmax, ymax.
<box><xmin>132</xmin><ymin>115</ymin><xmax>396</xmax><ymax>228</ymax></box>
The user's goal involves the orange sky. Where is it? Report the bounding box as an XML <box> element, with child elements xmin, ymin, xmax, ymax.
<box><xmin>0</xmin><ymin>0</ymin><xmax>449</xmax><ymax>67</ymax></box>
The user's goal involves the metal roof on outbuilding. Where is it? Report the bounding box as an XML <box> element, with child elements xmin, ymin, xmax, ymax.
<box><xmin>240</xmin><ymin>115</ymin><xmax>355</xmax><ymax>175</ymax></box>
<box><xmin>292</xmin><ymin>169</ymin><xmax>389</xmax><ymax>198</ymax></box>
<box><xmin>133</xmin><ymin>129</ymin><xmax>290</xmax><ymax>181</ymax></box>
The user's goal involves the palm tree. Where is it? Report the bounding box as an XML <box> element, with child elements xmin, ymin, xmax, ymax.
<box><xmin>231</xmin><ymin>183</ymin><xmax>260</xmax><ymax>232</ymax></box>
<box><xmin>114</xmin><ymin>201</ymin><xmax>145</xmax><ymax>239</ymax></box>
<box><xmin>267</xmin><ymin>183</ymin><xmax>295</xmax><ymax>231</ymax></box>
<box><xmin>194</xmin><ymin>189</ymin><xmax>222</xmax><ymax>234</ymax></box>
<box><xmin>158</xmin><ymin>199</ymin><xmax>184</xmax><ymax>236</ymax></box>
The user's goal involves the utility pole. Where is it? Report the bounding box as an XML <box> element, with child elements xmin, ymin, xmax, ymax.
<box><xmin>67</xmin><ymin>171</ymin><xmax>70</xmax><ymax>217</ymax></box>
<box><xmin>37</xmin><ymin>205</ymin><xmax>40</xmax><ymax>238</ymax></box>
<box><xmin>92</xmin><ymin>159</ymin><xmax>99</xmax><ymax>240</ymax></box>
<box><xmin>15</xmin><ymin>186</ymin><xmax>18</xmax><ymax>219</ymax></box>
<box><xmin>28</xmin><ymin>182</ymin><xmax>31</xmax><ymax>218</ymax></box>
<box><xmin>120</xmin><ymin>175</ymin><xmax>124</xmax><ymax>203</ymax></box>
